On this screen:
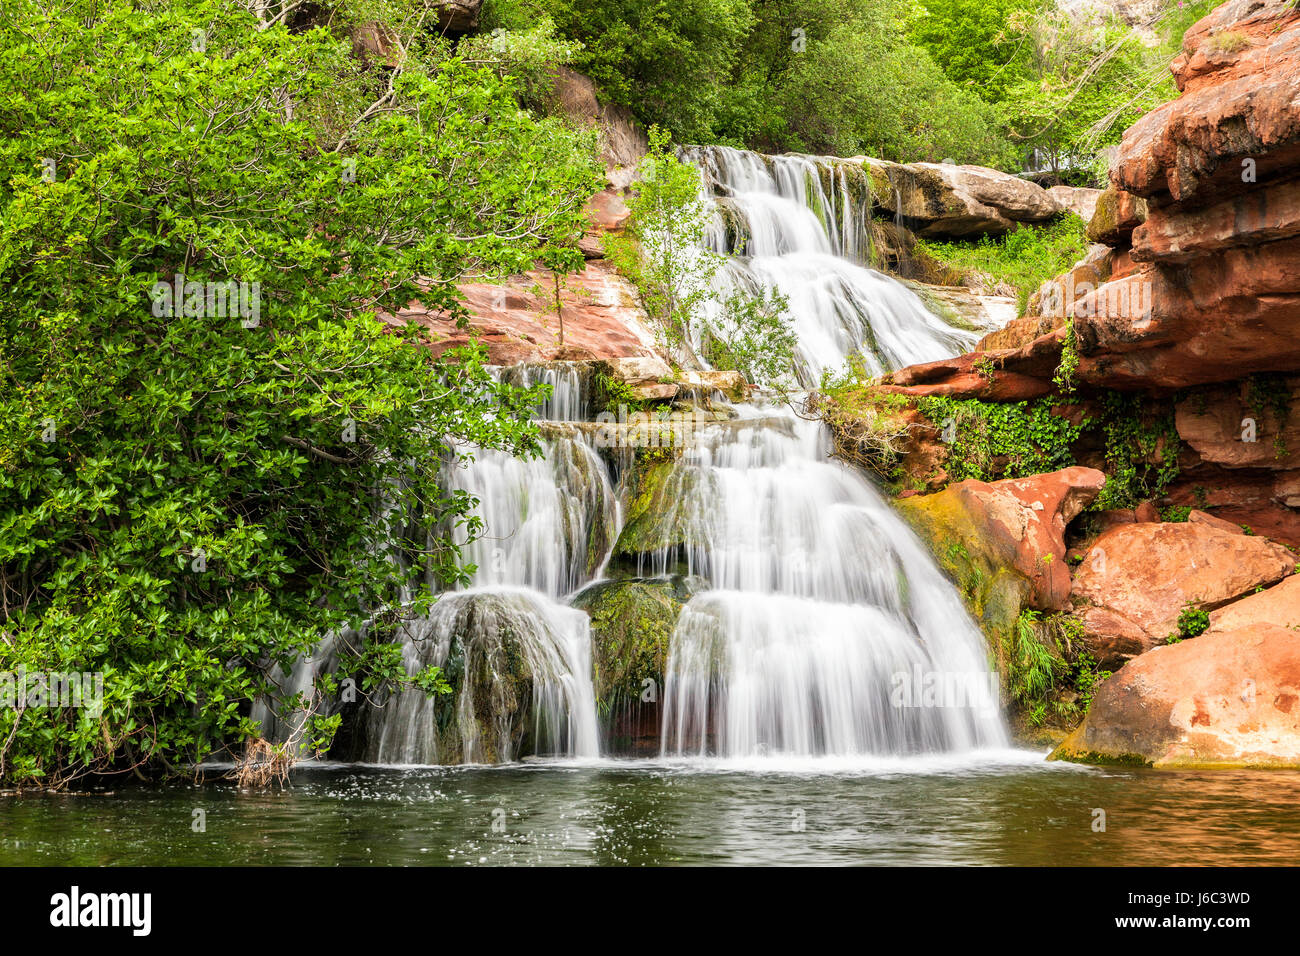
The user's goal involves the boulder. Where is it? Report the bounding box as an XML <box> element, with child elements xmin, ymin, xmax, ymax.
<box><xmin>1072</xmin><ymin>521</ymin><xmax>1296</xmax><ymax>640</ymax></box>
<box><xmin>1076</xmin><ymin>605</ymin><xmax>1155</xmax><ymax>672</ymax></box>
<box><xmin>1051</xmin><ymin>624</ymin><xmax>1300</xmax><ymax>768</ymax></box>
<box><xmin>572</xmin><ymin>575</ymin><xmax>705</xmax><ymax>754</ymax></box>
<box><xmin>897</xmin><ymin>466</ymin><xmax>1106</xmax><ymax>613</ymax></box>
<box><xmin>864</xmin><ymin>158</ymin><xmax>1060</xmax><ymax>238</ymax></box>
<box><xmin>435</xmin><ymin>0</ymin><xmax>482</xmax><ymax>34</ymax></box>
<box><xmin>1211</xmin><ymin>575</ymin><xmax>1300</xmax><ymax>633</ymax></box>
<box><xmin>1047</xmin><ymin>185</ymin><xmax>1103</xmax><ymax>222</ymax></box>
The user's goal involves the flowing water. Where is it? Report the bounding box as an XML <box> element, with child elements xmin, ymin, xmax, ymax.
<box><xmin>685</xmin><ymin>145</ymin><xmax>978</xmax><ymax>384</ymax></box>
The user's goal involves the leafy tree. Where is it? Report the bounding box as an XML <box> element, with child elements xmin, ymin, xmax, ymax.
<box><xmin>0</xmin><ymin>0</ymin><xmax>601</xmax><ymax>787</ymax></box>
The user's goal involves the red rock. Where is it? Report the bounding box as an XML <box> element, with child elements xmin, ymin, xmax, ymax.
<box><xmin>1188</xmin><ymin>509</ymin><xmax>1247</xmax><ymax>535</ymax></box>
<box><xmin>391</xmin><ymin>260</ymin><xmax>660</xmax><ymax>366</ymax></box>
<box><xmin>1132</xmin><ymin>176</ymin><xmax>1300</xmax><ymax>263</ymax></box>
<box><xmin>548</xmin><ymin>68</ymin><xmax>647</xmax><ymax>191</ymax></box>
<box><xmin>1076</xmin><ymin>606</ymin><xmax>1154</xmax><ymax>672</ymax></box>
<box><xmin>1114</xmin><ymin>0</ymin><xmax>1300</xmax><ymax>204</ymax></box>
<box><xmin>1210</xmin><ymin>575</ymin><xmax>1300</xmax><ymax>632</ymax></box>
<box><xmin>1175</xmin><ymin>378</ymin><xmax>1300</xmax><ymax>470</ymax></box>
<box><xmin>899</xmin><ymin>467</ymin><xmax>1106</xmax><ymax>610</ymax></box>
<box><xmin>1072</xmin><ymin>521</ymin><xmax>1295</xmax><ymax>639</ymax></box>
<box><xmin>1052</xmin><ymin>624</ymin><xmax>1300</xmax><ymax>768</ymax></box>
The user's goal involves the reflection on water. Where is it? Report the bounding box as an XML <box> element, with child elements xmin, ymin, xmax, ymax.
<box><xmin>4</xmin><ymin>753</ymin><xmax>1300</xmax><ymax>866</ymax></box>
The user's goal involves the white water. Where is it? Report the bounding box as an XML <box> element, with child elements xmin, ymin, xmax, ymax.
<box><xmin>685</xmin><ymin>145</ymin><xmax>978</xmax><ymax>385</ymax></box>
<box><xmin>258</xmin><ymin>144</ymin><xmax>1009</xmax><ymax>768</ymax></box>
<box><xmin>350</xmin><ymin>423</ymin><xmax>617</xmax><ymax>763</ymax></box>
<box><xmin>654</xmin><ymin>407</ymin><xmax>1006</xmax><ymax>758</ymax></box>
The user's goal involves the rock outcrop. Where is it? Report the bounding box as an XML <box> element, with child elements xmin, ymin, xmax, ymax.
<box><xmin>1051</xmin><ymin>624</ymin><xmax>1300</xmax><ymax>768</ymax></box>
<box><xmin>865</xmin><ymin>159</ymin><xmax>1062</xmax><ymax>238</ymax></box>
<box><xmin>395</xmin><ymin>261</ymin><xmax>660</xmax><ymax>366</ymax></box>
<box><xmin>897</xmin><ymin>467</ymin><xmax>1106</xmax><ymax>621</ymax></box>
<box><xmin>1072</xmin><ymin>520</ymin><xmax>1296</xmax><ymax>644</ymax></box>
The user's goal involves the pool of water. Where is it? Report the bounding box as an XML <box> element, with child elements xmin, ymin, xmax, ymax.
<box><xmin>4</xmin><ymin>749</ymin><xmax>1299</xmax><ymax>865</ymax></box>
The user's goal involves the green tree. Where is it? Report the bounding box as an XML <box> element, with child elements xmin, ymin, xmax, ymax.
<box><xmin>0</xmin><ymin>0</ymin><xmax>601</xmax><ymax>787</ymax></box>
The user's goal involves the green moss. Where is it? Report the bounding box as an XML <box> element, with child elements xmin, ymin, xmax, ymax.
<box><xmin>571</xmin><ymin>576</ymin><xmax>702</xmax><ymax>718</ymax></box>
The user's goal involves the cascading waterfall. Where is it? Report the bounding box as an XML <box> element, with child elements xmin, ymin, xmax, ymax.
<box><xmin>685</xmin><ymin>145</ymin><xmax>978</xmax><ymax>385</ymax></box>
<box><xmin>351</xmin><ymin>377</ymin><xmax>617</xmax><ymax>763</ymax></box>
<box><xmin>255</xmin><ymin>144</ymin><xmax>1012</xmax><ymax>767</ymax></box>
<box><xmin>652</xmin><ymin>407</ymin><xmax>1007</xmax><ymax>759</ymax></box>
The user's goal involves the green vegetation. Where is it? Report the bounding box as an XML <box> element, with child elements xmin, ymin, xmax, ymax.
<box><xmin>1166</xmin><ymin>606</ymin><xmax>1211</xmax><ymax>645</ymax></box>
<box><xmin>914</xmin><ymin>215</ymin><xmax>1090</xmax><ymax>315</ymax></box>
<box><xmin>1007</xmin><ymin>610</ymin><xmax>1110</xmax><ymax>726</ymax></box>
<box><xmin>914</xmin><ymin>396</ymin><xmax>1088</xmax><ymax>483</ymax></box>
<box><xmin>0</xmin><ymin>0</ymin><xmax>601</xmax><ymax>787</ymax></box>
<box><xmin>1093</xmin><ymin>394</ymin><xmax>1181</xmax><ymax>510</ymax></box>
<box><xmin>483</xmin><ymin>0</ymin><xmax>1219</xmax><ymax>178</ymax></box>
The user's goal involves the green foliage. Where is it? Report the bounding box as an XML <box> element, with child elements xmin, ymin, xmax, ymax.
<box><xmin>0</xmin><ymin>0</ymin><xmax>600</xmax><ymax>787</ymax></box>
<box><xmin>1160</xmin><ymin>505</ymin><xmax>1192</xmax><ymax>522</ymax></box>
<box><xmin>916</xmin><ymin>396</ymin><xmax>1088</xmax><ymax>483</ymax></box>
<box><xmin>704</xmin><ymin>288</ymin><xmax>799</xmax><ymax>388</ymax></box>
<box><xmin>915</xmin><ymin>216</ymin><xmax>1090</xmax><ymax>316</ymax></box>
<box><xmin>1053</xmin><ymin>320</ymin><xmax>1079</xmax><ymax>394</ymax></box>
<box><xmin>1166</xmin><ymin>605</ymin><xmax>1210</xmax><ymax>645</ymax></box>
<box><xmin>535</xmin><ymin>0</ymin><xmax>754</xmax><ymax>144</ymax></box>
<box><xmin>1006</xmin><ymin>610</ymin><xmax>1065</xmax><ymax>716</ymax></box>
<box><xmin>1093</xmin><ymin>394</ymin><xmax>1181</xmax><ymax>511</ymax></box>
<box><xmin>1071</xmin><ymin>651</ymin><xmax>1111</xmax><ymax>714</ymax></box>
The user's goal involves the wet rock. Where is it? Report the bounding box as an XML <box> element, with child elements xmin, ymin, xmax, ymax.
<box><xmin>572</xmin><ymin>575</ymin><xmax>705</xmax><ymax>754</ymax></box>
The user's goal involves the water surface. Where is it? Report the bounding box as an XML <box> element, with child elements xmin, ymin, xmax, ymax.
<box><xmin>4</xmin><ymin>751</ymin><xmax>1298</xmax><ymax>866</ymax></box>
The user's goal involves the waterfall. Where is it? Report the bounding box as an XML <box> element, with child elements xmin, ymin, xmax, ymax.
<box><xmin>684</xmin><ymin>145</ymin><xmax>978</xmax><ymax>385</ymax></box>
<box><xmin>651</xmin><ymin>406</ymin><xmax>1007</xmax><ymax>759</ymax></box>
<box><xmin>347</xmin><ymin>428</ymin><xmax>617</xmax><ymax>764</ymax></box>
<box><xmin>253</xmin><ymin>149</ymin><xmax>1011</xmax><ymax>767</ymax></box>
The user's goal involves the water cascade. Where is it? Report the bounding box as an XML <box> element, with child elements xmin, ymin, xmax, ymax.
<box><xmin>685</xmin><ymin>145</ymin><xmax>978</xmax><ymax>384</ymax></box>
<box><xmin>255</xmin><ymin>145</ymin><xmax>1010</xmax><ymax>767</ymax></box>
<box><xmin>646</xmin><ymin>408</ymin><xmax>1007</xmax><ymax>758</ymax></box>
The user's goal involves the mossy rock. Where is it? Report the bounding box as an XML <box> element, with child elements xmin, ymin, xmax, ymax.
<box><xmin>571</xmin><ymin>575</ymin><xmax>704</xmax><ymax>712</ymax></box>
<box><xmin>895</xmin><ymin>490</ymin><xmax>1033</xmax><ymax>638</ymax></box>
<box><xmin>610</xmin><ymin>459</ymin><xmax>715</xmax><ymax>569</ymax></box>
